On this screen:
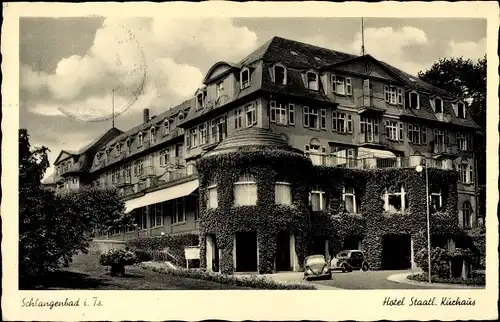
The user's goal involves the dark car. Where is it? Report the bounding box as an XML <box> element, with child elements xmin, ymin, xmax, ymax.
<box><xmin>330</xmin><ymin>250</ymin><xmax>369</xmax><ymax>272</ymax></box>
<box><xmin>303</xmin><ymin>254</ymin><xmax>331</xmax><ymax>281</ymax></box>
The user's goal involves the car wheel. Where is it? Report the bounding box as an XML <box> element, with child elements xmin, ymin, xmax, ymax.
<box><xmin>362</xmin><ymin>263</ymin><xmax>369</xmax><ymax>271</ymax></box>
<box><xmin>341</xmin><ymin>264</ymin><xmax>347</xmax><ymax>273</ymax></box>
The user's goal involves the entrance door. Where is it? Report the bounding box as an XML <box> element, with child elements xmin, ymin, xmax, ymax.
<box><xmin>206</xmin><ymin>234</ymin><xmax>219</xmax><ymax>272</ymax></box>
<box><xmin>276</xmin><ymin>231</ymin><xmax>291</xmax><ymax>271</ymax></box>
<box><xmin>381</xmin><ymin>234</ymin><xmax>412</xmax><ymax>270</ymax></box>
<box><xmin>235</xmin><ymin>231</ymin><xmax>258</xmax><ymax>272</ymax></box>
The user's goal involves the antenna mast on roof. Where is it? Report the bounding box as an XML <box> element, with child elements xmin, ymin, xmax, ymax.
<box><xmin>112</xmin><ymin>89</ymin><xmax>115</xmax><ymax>128</ymax></box>
<box><xmin>361</xmin><ymin>17</ymin><xmax>365</xmax><ymax>56</ymax></box>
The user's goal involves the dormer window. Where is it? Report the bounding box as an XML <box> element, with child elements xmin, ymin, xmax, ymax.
<box><xmin>150</xmin><ymin>127</ymin><xmax>156</xmax><ymax>143</ymax></box>
<box><xmin>434</xmin><ymin>98</ymin><xmax>443</xmax><ymax>113</ymax></box>
<box><xmin>137</xmin><ymin>132</ymin><xmax>143</xmax><ymax>146</ymax></box>
<box><xmin>332</xmin><ymin>75</ymin><xmax>352</xmax><ymax>96</ymax></box>
<box><xmin>196</xmin><ymin>92</ymin><xmax>204</xmax><ymax>110</ymax></box>
<box><xmin>178</xmin><ymin>112</ymin><xmax>185</xmax><ymax>120</ymax></box>
<box><xmin>116</xmin><ymin>144</ymin><xmax>121</xmax><ymax>157</ymax></box>
<box><xmin>240</xmin><ymin>67</ymin><xmax>250</xmax><ymax>89</ymax></box>
<box><xmin>125</xmin><ymin>138</ymin><xmax>131</xmax><ymax>148</ymax></box>
<box><xmin>164</xmin><ymin>119</ymin><xmax>170</xmax><ymax>135</ymax></box>
<box><xmin>306</xmin><ymin>71</ymin><xmax>319</xmax><ymax>91</ymax></box>
<box><xmin>457</xmin><ymin>101</ymin><xmax>466</xmax><ymax>119</ymax></box>
<box><xmin>409</xmin><ymin>92</ymin><xmax>420</xmax><ymax>109</ymax></box>
<box><xmin>216</xmin><ymin>81</ymin><xmax>224</xmax><ymax>99</ymax></box>
<box><xmin>273</xmin><ymin>64</ymin><xmax>287</xmax><ymax>85</ymax></box>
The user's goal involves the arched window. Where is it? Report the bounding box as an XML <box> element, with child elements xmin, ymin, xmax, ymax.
<box><xmin>137</xmin><ymin>132</ymin><xmax>143</xmax><ymax>146</ymax></box>
<box><xmin>433</xmin><ymin>97</ymin><xmax>443</xmax><ymax>113</ymax></box>
<box><xmin>273</xmin><ymin>64</ymin><xmax>287</xmax><ymax>85</ymax></box>
<box><xmin>240</xmin><ymin>67</ymin><xmax>250</xmax><ymax>89</ymax></box>
<box><xmin>409</xmin><ymin>92</ymin><xmax>420</xmax><ymax>109</ymax></box>
<box><xmin>306</xmin><ymin>71</ymin><xmax>319</xmax><ymax>91</ymax></box>
<box><xmin>462</xmin><ymin>201</ymin><xmax>473</xmax><ymax>228</ymax></box>
<box><xmin>150</xmin><ymin>127</ymin><xmax>156</xmax><ymax>143</ymax></box>
<box><xmin>116</xmin><ymin>144</ymin><xmax>121</xmax><ymax>157</ymax></box>
<box><xmin>234</xmin><ymin>173</ymin><xmax>257</xmax><ymax>206</ymax></box>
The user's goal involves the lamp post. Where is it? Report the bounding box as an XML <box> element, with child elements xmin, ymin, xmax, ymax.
<box><xmin>416</xmin><ymin>159</ymin><xmax>432</xmax><ymax>284</ymax></box>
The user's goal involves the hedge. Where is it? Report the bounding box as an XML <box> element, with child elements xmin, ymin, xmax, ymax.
<box><xmin>196</xmin><ymin>147</ymin><xmax>464</xmax><ymax>274</ymax></box>
<box><xmin>126</xmin><ymin>233</ymin><xmax>199</xmax><ymax>267</ymax></box>
<box><xmin>140</xmin><ymin>263</ymin><xmax>316</xmax><ymax>290</ymax></box>
<box><xmin>408</xmin><ymin>273</ymin><xmax>485</xmax><ymax>286</ymax></box>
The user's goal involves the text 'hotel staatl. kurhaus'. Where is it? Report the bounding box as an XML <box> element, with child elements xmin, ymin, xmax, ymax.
<box><xmin>44</xmin><ymin>37</ymin><xmax>483</xmax><ymax>274</ymax></box>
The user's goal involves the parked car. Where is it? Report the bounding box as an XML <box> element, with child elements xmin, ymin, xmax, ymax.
<box><xmin>303</xmin><ymin>254</ymin><xmax>331</xmax><ymax>281</ymax></box>
<box><xmin>330</xmin><ymin>250</ymin><xmax>369</xmax><ymax>272</ymax></box>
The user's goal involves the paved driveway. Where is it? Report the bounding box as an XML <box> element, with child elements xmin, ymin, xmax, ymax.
<box><xmin>311</xmin><ymin>270</ymin><xmax>438</xmax><ymax>289</ymax></box>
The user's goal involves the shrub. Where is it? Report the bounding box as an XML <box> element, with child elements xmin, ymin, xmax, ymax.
<box><xmin>415</xmin><ymin>247</ymin><xmax>451</xmax><ymax>278</ymax></box>
<box><xmin>100</xmin><ymin>249</ymin><xmax>139</xmax><ymax>266</ymax></box>
<box><xmin>408</xmin><ymin>273</ymin><xmax>485</xmax><ymax>286</ymax></box>
<box><xmin>141</xmin><ymin>263</ymin><xmax>316</xmax><ymax>290</ymax></box>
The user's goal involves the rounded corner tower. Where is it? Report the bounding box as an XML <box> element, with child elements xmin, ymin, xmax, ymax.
<box><xmin>196</xmin><ymin>127</ymin><xmax>312</xmax><ymax>274</ymax></box>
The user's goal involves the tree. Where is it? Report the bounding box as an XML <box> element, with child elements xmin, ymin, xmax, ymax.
<box><xmin>19</xmin><ymin>129</ymin><xmax>135</xmax><ymax>286</ymax></box>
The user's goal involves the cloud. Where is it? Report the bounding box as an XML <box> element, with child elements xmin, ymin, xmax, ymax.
<box><xmin>23</xmin><ymin>17</ymin><xmax>258</xmax><ymax>119</ymax></box>
<box><xmin>447</xmin><ymin>37</ymin><xmax>486</xmax><ymax>61</ymax></box>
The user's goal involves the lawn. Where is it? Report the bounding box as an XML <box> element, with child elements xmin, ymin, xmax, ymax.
<box><xmin>22</xmin><ymin>253</ymin><xmax>248</xmax><ymax>290</ymax></box>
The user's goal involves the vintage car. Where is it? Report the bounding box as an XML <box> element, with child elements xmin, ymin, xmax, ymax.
<box><xmin>330</xmin><ymin>250</ymin><xmax>369</xmax><ymax>272</ymax></box>
<box><xmin>303</xmin><ymin>254</ymin><xmax>331</xmax><ymax>281</ymax></box>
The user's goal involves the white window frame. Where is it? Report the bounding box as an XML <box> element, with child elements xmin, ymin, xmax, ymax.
<box><xmin>397</xmin><ymin>88</ymin><xmax>403</xmax><ymax>105</ymax></box>
<box><xmin>245</xmin><ymin>102</ymin><xmax>257</xmax><ymax>127</ymax></box>
<box><xmin>164</xmin><ymin>120</ymin><xmax>170</xmax><ymax>135</ymax></box>
<box><xmin>385</xmin><ymin>120</ymin><xmax>403</xmax><ymax>141</ymax></box>
<box><xmin>384</xmin><ymin>85</ymin><xmax>398</xmax><ymax>105</ymax></box>
<box><xmin>137</xmin><ymin>132</ymin><xmax>143</xmax><ymax>146</ymax></box>
<box><xmin>304</xmin><ymin>106</ymin><xmax>319</xmax><ymax>129</ymax></box>
<box><xmin>196</xmin><ymin>92</ymin><xmax>204</xmax><ymax>110</ymax></box>
<box><xmin>342</xmin><ymin>187</ymin><xmax>357</xmax><ymax>213</ymax></box>
<box><xmin>150</xmin><ymin>127</ymin><xmax>156</xmax><ymax>144</ymax></box>
<box><xmin>273</xmin><ymin>64</ymin><xmax>287</xmax><ymax>85</ymax></box>
<box><xmin>433</xmin><ymin>97</ymin><xmax>443</xmax><ymax>113</ymax></box>
<box><xmin>430</xmin><ymin>191</ymin><xmax>443</xmax><ymax>212</ymax></box>
<box><xmin>275</xmin><ymin>182</ymin><xmax>292</xmax><ymax>205</ymax></box>
<box><xmin>331</xmin><ymin>75</ymin><xmax>352</xmax><ymax>96</ymax></box>
<box><xmin>216</xmin><ymin>81</ymin><xmax>224</xmax><ymax>99</ymax></box>
<box><xmin>240</xmin><ymin>67</ymin><xmax>250</xmax><ymax>89</ymax></box>
<box><xmin>459</xmin><ymin>163</ymin><xmax>474</xmax><ymax>184</ymax></box>
<box><xmin>456</xmin><ymin>102</ymin><xmax>466</xmax><ymax>119</ymax></box>
<box><xmin>199</xmin><ymin>122</ymin><xmax>208</xmax><ymax>145</ymax></box>
<box><xmin>234</xmin><ymin>173</ymin><xmax>257</xmax><ymax>206</ymax></box>
<box><xmin>190</xmin><ymin>128</ymin><xmax>198</xmax><ymax>148</ymax></box>
<box><xmin>306</xmin><ymin>71</ymin><xmax>319</xmax><ymax>91</ymax></box>
<box><xmin>383</xmin><ymin>186</ymin><xmax>406</xmax><ymax>213</ymax></box>
<box><xmin>409</xmin><ymin>91</ymin><xmax>420</xmax><ymax>110</ymax></box>
<box><xmin>288</xmin><ymin>104</ymin><xmax>295</xmax><ymax>125</ymax></box>
<box><xmin>235</xmin><ymin>108</ymin><xmax>243</xmax><ymax>129</ymax></box>
<box><xmin>320</xmin><ymin>109</ymin><xmax>327</xmax><ymax>130</ymax></box>
<box><xmin>309</xmin><ymin>188</ymin><xmax>325</xmax><ymax>211</ymax></box>
<box><xmin>332</xmin><ymin>111</ymin><xmax>352</xmax><ymax>133</ymax></box>
<box><xmin>408</xmin><ymin>124</ymin><xmax>426</xmax><ymax>144</ymax></box>
<box><xmin>207</xmin><ymin>183</ymin><xmax>218</xmax><ymax>209</ymax></box>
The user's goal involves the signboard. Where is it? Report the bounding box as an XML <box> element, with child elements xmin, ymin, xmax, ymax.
<box><xmin>184</xmin><ymin>246</ymin><xmax>200</xmax><ymax>260</ymax></box>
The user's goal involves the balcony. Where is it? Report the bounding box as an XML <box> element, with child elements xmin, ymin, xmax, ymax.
<box><xmin>356</xmin><ymin>132</ymin><xmax>385</xmax><ymax>146</ymax></box>
<box><xmin>432</xmin><ymin>143</ymin><xmax>458</xmax><ymax>158</ymax></box>
<box><xmin>138</xmin><ymin>166</ymin><xmax>156</xmax><ymax>179</ymax></box>
<box><xmin>116</xmin><ymin>176</ymin><xmax>132</xmax><ymax>188</ymax></box>
<box><xmin>357</xmin><ymin>94</ymin><xmax>386</xmax><ymax>116</ymax></box>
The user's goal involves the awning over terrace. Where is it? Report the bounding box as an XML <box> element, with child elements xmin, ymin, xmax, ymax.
<box><xmin>124</xmin><ymin>179</ymin><xmax>199</xmax><ymax>213</ymax></box>
<box><xmin>357</xmin><ymin>147</ymin><xmax>397</xmax><ymax>159</ymax></box>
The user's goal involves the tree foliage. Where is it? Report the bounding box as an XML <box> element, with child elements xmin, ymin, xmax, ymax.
<box><xmin>19</xmin><ymin>129</ymin><xmax>134</xmax><ymax>285</ymax></box>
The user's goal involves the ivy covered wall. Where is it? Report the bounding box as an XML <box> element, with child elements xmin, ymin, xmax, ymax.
<box><xmin>196</xmin><ymin>148</ymin><xmax>462</xmax><ymax>274</ymax></box>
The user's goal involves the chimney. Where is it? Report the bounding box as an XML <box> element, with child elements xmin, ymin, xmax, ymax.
<box><xmin>143</xmin><ymin>108</ymin><xmax>150</xmax><ymax>123</ymax></box>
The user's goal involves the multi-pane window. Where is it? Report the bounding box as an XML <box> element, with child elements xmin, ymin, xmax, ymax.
<box><xmin>245</xmin><ymin>103</ymin><xmax>257</xmax><ymax>127</ymax></box>
<box><xmin>458</xmin><ymin>163</ymin><xmax>474</xmax><ymax>184</ymax></box>
<box><xmin>171</xmin><ymin>198</ymin><xmax>186</xmax><ymax>224</ymax></box>
<box><xmin>288</xmin><ymin>104</ymin><xmax>295</xmax><ymax>125</ymax></box>
<box><xmin>430</xmin><ymin>191</ymin><xmax>443</xmax><ymax>213</ymax></box>
<box><xmin>275</xmin><ymin>182</ymin><xmax>292</xmax><ymax>205</ymax></box>
<box><xmin>457</xmin><ymin>102</ymin><xmax>466</xmax><ymax>119</ymax></box>
<box><xmin>304</xmin><ymin>106</ymin><xmax>321</xmax><ymax>129</ymax></box>
<box><xmin>164</xmin><ymin>120</ymin><xmax>170</xmax><ymax>135</ymax></box>
<box><xmin>434</xmin><ymin>98</ymin><xmax>443</xmax><ymax>113</ymax></box>
<box><xmin>462</xmin><ymin>202</ymin><xmax>473</xmax><ymax>228</ymax></box>
<box><xmin>235</xmin><ymin>108</ymin><xmax>243</xmax><ymax>129</ymax></box>
<box><xmin>199</xmin><ymin>122</ymin><xmax>208</xmax><ymax>145</ymax></box>
<box><xmin>116</xmin><ymin>144</ymin><xmax>121</xmax><ymax>157</ymax></box>
<box><xmin>408</xmin><ymin>124</ymin><xmax>427</xmax><ymax>144</ymax></box>
<box><xmin>196</xmin><ymin>93</ymin><xmax>204</xmax><ymax>110</ymax></box>
<box><xmin>360</xmin><ymin>117</ymin><xmax>379</xmax><ymax>142</ymax></box>
<box><xmin>274</xmin><ymin>65</ymin><xmax>287</xmax><ymax>85</ymax></box>
<box><xmin>151</xmin><ymin>204</ymin><xmax>163</xmax><ymax>227</ymax></box>
<box><xmin>384</xmin><ymin>85</ymin><xmax>398</xmax><ymax>104</ymax></box>
<box><xmin>160</xmin><ymin>148</ymin><xmax>170</xmax><ymax>166</ymax></box>
<box><xmin>385</xmin><ymin>121</ymin><xmax>403</xmax><ymax>141</ymax></box>
<box><xmin>240</xmin><ymin>68</ymin><xmax>250</xmax><ymax>89</ymax></box>
<box><xmin>332</xmin><ymin>75</ymin><xmax>352</xmax><ymax>96</ymax></box>
<box><xmin>409</xmin><ymin>92</ymin><xmax>420</xmax><ymax>109</ymax></box>
<box><xmin>210</xmin><ymin>116</ymin><xmax>227</xmax><ymax>143</ymax></box>
<box><xmin>309</xmin><ymin>186</ymin><xmax>326</xmax><ymax>211</ymax></box>
<box><xmin>270</xmin><ymin>101</ymin><xmax>295</xmax><ymax>125</ymax></box>
<box><xmin>124</xmin><ymin>165</ymin><xmax>132</xmax><ymax>182</ymax></box>
<box><xmin>343</xmin><ymin>187</ymin><xmax>357</xmax><ymax>213</ymax></box>
<box><xmin>189</xmin><ymin>128</ymin><xmax>198</xmax><ymax>148</ymax></box>
<box><xmin>306</xmin><ymin>72</ymin><xmax>319</xmax><ymax>91</ymax></box>
<box><xmin>332</xmin><ymin>112</ymin><xmax>353</xmax><ymax>133</ymax></box>
<box><xmin>134</xmin><ymin>159</ymin><xmax>143</xmax><ymax>176</ymax></box>
<box><xmin>234</xmin><ymin>173</ymin><xmax>257</xmax><ymax>206</ymax></box>
<box><xmin>457</xmin><ymin>133</ymin><xmax>473</xmax><ymax>151</ymax></box>
<box><xmin>207</xmin><ymin>181</ymin><xmax>218</xmax><ymax>209</ymax></box>
<box><xmin>320</xmin><ymin>109</ymin><xmax>327</xmax><ymax>130</ymax></box>
<box><xmin>383</xmin><ymin>186</ymin><xmax>407</xmax><ymax>214</ymax></box>
<box><xmin>433</xmin><ymin>128</ymin><xmax>448</xmax><ymax>146</ymax></box>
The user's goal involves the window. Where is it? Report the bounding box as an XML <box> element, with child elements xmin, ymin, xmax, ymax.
<box><xmin>196</xmin><ymin>122</ymin><xmax>207</xmax><ymax>145</ymax></box>
<box><xmin>196</xmin><ymin>93</ymin><xmax>204</xmax><ymax>110</ymax></box>
<box><xmin>309</xmin><ymin>186</ymin><xmax>325</xmax><ymax>211</ymax></box>
<box><xmin>136</xmin><ymin>208</ymin><xmax>148</xmax><ymax>230</ymax></box>
<box><xmin>150</xmin><ymin>127</ymin><xmax>156</xmax><ymax>144</ymax></box>
<box><xmin>332</xmin><ymin>75</ymin><xmax>352</xmax><ymax>96</ymax></box>
<box><xmin>137</xmin><ymin>132</ymin><xmax>143</xmax><ymax>146</ymax></box>
<box><xmin>171</xmin><ymin>198</ymin><xmax>186</xmax><ymax>224</ymax></box>
<box><xmin>457</xmin><ymin>133</ymin><xmax>472</xmax><ymax>151</ymax></box>
<box><xmin>288</xmin><ymin>104</ymin><xmax>295</xmax><ymax>125</ymax></box>
<box><xmin>320</xmin><ymin>109</ymin><xmax>327</xmax><ymax>130</ymax></box>
<box><xmin>343</xmin><ymin>187</ymin><xmax>357</xmax><ymax>213</ymax></box>
<box><xmin>384</xmin><ymin>85</ymin><xmax>398</xmax><ymax>104</ymax></box>
<box><xmin>245</xmin><ymin>103</ymin><xmax>257</xmax><ymax>127</ymax></box>
<box><xmin>303</xmin><ymin>106</ymin><xmax>320</xmax><ymax>129</ymax></box>
<box><xmin>274</xmin><ymin>64</ymin><xmax>287</xmax><ymax>85</ymax></box>
<box><xmin>216</xmin><ymin>81</ymin><xmax>224</xmax><ymax>99</ymax></box>
<box><xmin>433</xmin><ymin>128</ymin><xmax>448</xmax><ymax>146</ymax></box>
<box><xmin>240</xmin><ymin>68</ymin><xmax>250</xmax><ymax>89</ymax></box>
<box><xmin>332</xmin><ymin>112</ymin><xmax>353</xmax><ymax>133</ymax></box>
<box><xmin>458</xmin><ymin>163</ymin><xmax>474</xmax><ymax>184</ymax></box>
<box><xmin>134</xmin><ymin>159</ymin><xmax>143</xmax><ymax>176</ymax></box>
<box><xmin>397</xmin><ymin>89</ymin><xmax>403</xmax><ymax>105</ymax></box>
<box><xmin>306</xmin><ymin>71</ymin><xmax>319</xmax><ymax>91</ymax></box>
<box><xmin>207</xmin><ymin>181</ymin><xmax>218</xmax><ymax>209</ymax></box>
<box><xmin>434</xmin><ymin>98</ymin><xmax>443</xmax><ymax>113</ymax></box>
<box><xmin>160</xmin><ymin>148</ymin><xmax>170</xmax><ymax>166</ymax></box>
<box><xmin>116</xmin><ymin>144</ymin><xmax>121</xmax><ymax>157</ymax></box>
<box><xmin>72</xmin><ymin>177</ymin><xmax>77</xmax><ymax>184</ymax></box>
<box><xmin>235</xmin><ymin>108</ymin><xmax>243</xmax><ymax>129</ymax></box>
<box><xmin>152</xmin><ymin>204</ymin><xmax>163</xmax><ymax>227</ymax></box>
<box><xmin>408</xmin><ymin>124</ymin><xmax>426</xmax><ymax>144</ymax></box>
<box><xmin>430</xmin><ymin>191</ymin><xmax>442</xmax><ymax>213</ymax></box>
<box><xmin>385</xmin><ymin>121</ymin><xmax>403</xmax><ymax>141</ymax></box>
<box><xmin>462</xmin><ymin>202</ymin><xmax>473</xmax><ymax>228</ymax></box>
<box><xmin>189</xmin><ymin>128</ymin><xmax>198</xmax><ymax>148</ymax></box>
<box><xmin>124</xmin><ymin>165</ymin><xmax>132</xmax><ymax>181</ymax></box>
<box><xmin>210</xmin><ymin>115</ymin><xmax>227</xmax><ymax>143</ymax></box>
<box><xmin>275</xmin><ymin>182</ymin><xmax>292</xmax><ymax>205</ymax></box>
<box><xmin>383</xmin><ymin>186</ymin><xmax>407</xmax><ymax>214</ymax></box>
<box><xmin>164</xmin><ymin>120</ymin><xmax>170</xmax><ymax>135</ymax></box>
<box><xmin>360</xmin><ymin>116</ymin><xmax>379</xmax><ymax>142</ymax></box>
<box><xmin>409</xmin><ymin>92</ymin><xmax>420</xmax><ymax>109</ymax></box>
<box><xmin>457</xmin><ymin>102</ymin><xmax>466</xmax><ymax>119</ymax></box>
<box><xmin>234</xmin><ymin>173</ymin><xmax>257</xmax><ymax>206</ymax></box>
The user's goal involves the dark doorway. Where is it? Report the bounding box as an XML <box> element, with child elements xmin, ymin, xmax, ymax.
<box><xmin>275</xmin><ymin>231</ymin><xmax>291</xmax><ymax>271</ymax></box>
<box><xmin>311</xmin><ymin>237</ymin><xmax>326</xmax><ymax>256</ymax></box>
<box><xmin>343</xmin><ymin>235</ymin><xmax>362</xmax><ymax>250</ymax></box>
<box><xmin>207</xmin><ymin>234</ymin><xmax>219</xmax><ymax>272</ymax></box>
<box><xmin>235</xmin><ymin>231</ymin><xmax>258</xmax><ymax>272</ymax></box>
<box><xmin>381</xmin><ymin>234</ymin><xmax>412</xmax><ymax>270</ymax></box>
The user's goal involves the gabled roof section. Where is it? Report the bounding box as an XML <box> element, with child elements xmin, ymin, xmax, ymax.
<box><xmin>203</xmin><ymin>61</ymin><xmax>238</xmax><ymax>85</ymax></box>
<box><xmin>53</xmin><ymin>150</ymin><xmax>77</xmax><ymax>165</ymax></box>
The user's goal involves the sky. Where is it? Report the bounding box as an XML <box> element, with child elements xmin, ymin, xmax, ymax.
<box><xmin>19</xmin><ymin>17</ymin><xmax>486</xmax><ymax>179</ymax></box>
